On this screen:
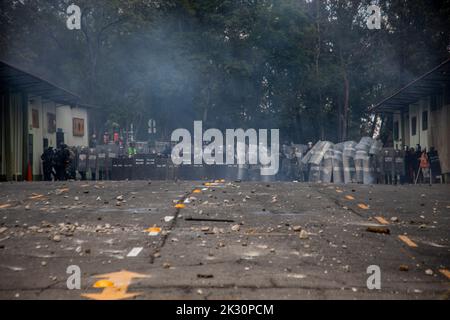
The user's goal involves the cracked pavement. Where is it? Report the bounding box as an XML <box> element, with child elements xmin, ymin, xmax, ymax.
<box><xmin>0</xmin><ymin>180</ymin><xmax>449</xmax><ymax>299</ymax></box>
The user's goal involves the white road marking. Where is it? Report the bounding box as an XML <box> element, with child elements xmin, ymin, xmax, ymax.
<box><xmin>127</xmin><ymin>247</ymin><xmax>143</xmax><ymax>257</ymax></box>
<box><xmin>164</xmin><ymin>216</ymin><xmax>174</xmax><ymax>222</ymax></box>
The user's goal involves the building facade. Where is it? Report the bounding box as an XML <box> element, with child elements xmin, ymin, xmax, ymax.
<box><xmin>371</xmin><ymin>59</ymin><xmax>450</xmax><ymax>181</ymax></box>
<box><xmin>0</xmin><ymin>61</ymin><xmax>91</xmax><ymax>181</ymax></box>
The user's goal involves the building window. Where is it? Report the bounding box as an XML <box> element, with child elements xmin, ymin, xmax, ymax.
<box><xmin>411</xmin><ymin>116</ymin><xmax>417</xmax><ymax>136</ymax></box>
<box><xmin>73</xmin><ymin>118</ymin><xmax>85</xmax><ymax>137</ymax></box>
<box><xmin>32</xmin><ymin>109</ymin><xmax>39</xmax><ymax>128</ymax></box>
<box><xmin>422</xmin><ymin>110</ymin><xmax>428</xmax><ymax>131</ymax></box>
<box><xmin>47</xmin><ymin>113</ymin><xmax>56</xmax><ymax>133</ymax></box>
<box><xmin>430</xmin><ymin>94</ymin><xmax>443</xmax><ymax>111</ymax></box>
<box><xmin>393</xmin><ymin>121</ymin><xmax>399</xmax><ymax>141</ymax></box>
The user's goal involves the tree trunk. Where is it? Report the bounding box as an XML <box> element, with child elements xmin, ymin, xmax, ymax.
<box><xmin>342</xmin><ymin>70</ymin><xmax>349</xmax><ymax>141</ymax></box>
<box><xmin>315</xmin><ymin>0</ymin><xmax>324</xmax><ymax>140</ymax></box>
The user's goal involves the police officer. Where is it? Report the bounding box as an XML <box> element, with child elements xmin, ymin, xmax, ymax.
<box><xmin>428</xmin><ymin>147</ymin><xmax>441</xmax><ymax>183</ymax></box>
<box><xmin>41</xmin><ymin>147</ymin><xmax>54</xmax><ymax>181</ymax></box>
<box><xmin>55</xmin><ymin>144</ymin><xmax>70</xmax><ymax>181</ymax></box>
<box><xmin>53</xmin><ymin>147</ymin><xmax>63</xmax><ymax>181</ymax></box>
<box><xmin>128</xmin><ymin>142</ymin><xmax>137</xmax><ymax>158</ymax></box>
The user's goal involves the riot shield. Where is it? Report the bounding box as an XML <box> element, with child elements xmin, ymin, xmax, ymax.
<box><xmin>88</xmin><ymin>148</ymin><xmax>98</xmax><ymax>180</ymax></box>
<box><xmin>111</xmin><ymin>157</ymin><xmax>124</xmax><ymax>180</ymax></box>
<box><xmin>97</xmin><ymin>146</ymin><xmax>107</xmax><ymax>181</ymax></box>
<box><xmin>132</xmin><ymin>154</ymin><xmax>147</xmax><ymax>180</ymax></box>
<box><xmin>123</xmin><ymin>157</ymin><xmax>134</xmax><ymax>180</ymax></box>
<box><xmin>332</xmin><ymin>146</ymin><xmax>344</xmax><ymax>184</ymax></box>
<box><xmin>320</xmin><ymin>148</ymin><xmax>334</xmax><ymax>183</ymax></box>
<box><xmin>394</xmin><ymin>149</ymin><xmax>405</xmax><ymax>184</ymax></box>
<box><xmin>145</xmin><ymin>154</ymin><xmax>157</xmax><ymax>180</ymax></box>
<box><xmin>343</xmin><ymin>141</ymin><xmax>357</xmax><ymax>184</ymax></box>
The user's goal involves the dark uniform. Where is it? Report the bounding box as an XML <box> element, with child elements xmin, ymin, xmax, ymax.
<box><xmin>97</xmin><ymin>146</ymin><xmax>107</xmax><ymax>181</ymax></box>
<box><xmin>41</xmin><ymin>147</ymin><xmax>55</xmax><ymax>181</ymax></box>
<box><xmin>55</xmin><ymin>145</ymin><xmax>70</xmax><ymax>181</ymax></box>
<box><xmin>428</xmin><ymin>148</ymin><xmax>441</xmax><ymax>183</ymax></box>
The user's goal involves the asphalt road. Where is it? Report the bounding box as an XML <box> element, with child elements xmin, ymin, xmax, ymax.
<box><xmin>0</xmin><ymin>180</ymin><xmax>449</xmax><ymax>299</ymax></box>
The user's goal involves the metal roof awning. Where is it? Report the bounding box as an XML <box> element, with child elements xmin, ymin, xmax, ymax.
<box><xmin>370</xmin><ymin>58</ymin><xmax>450</xmax><ymax>113</ymax></box>
<box><xmin>0</xmin><ymin>60</ymin><xmax>82</xmax><ymax>106</ymax></box>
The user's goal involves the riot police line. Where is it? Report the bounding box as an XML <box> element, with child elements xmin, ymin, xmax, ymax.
<box><xmin>40</xmin><ymin>139</ymin><xmax>442</xmax><ymax>183</ymax></box>
<box><xmin>277</xmin><ymin>137</ymin><xmax>443</xmax><ymax>185</ymax></box>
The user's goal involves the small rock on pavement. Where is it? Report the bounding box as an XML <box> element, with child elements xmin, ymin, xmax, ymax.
<box><xmin>116</xmin><ymin>195</ymin><xmax>124</xmax><ymax>201</ymax></box>
<box><xmin>391</xmin><ymin>217</ymin><xmax>399</xmax><ymax>222</ymax></box>
<box><xmin>366</xmin><ymin>226</ymin><xmax>390</xmax><ymax>234</ymax></box>
<box><xmin>425</xmin><ymin>269</ymin><xmax>433</xmax><ymax>276</ymax></box>
<box><xmin>292</xmin><ymin>226</ymin><xmax>302</xmax><ymax>232</ymax></box>
<box><xmin>52</xmin><ymin>235</ymin><xmax>61</xmax><ymax>242</ymax></box>
<box><xmin>299</xmin><ymin>230</ymin><xmax>309</xmax><ymax>239</ymax></box>
<box><xmin>399</xmin><ymin>265</ymin><xmax>409</xmax><ymax>271</ymax></box>
<box><xmin>231</xmin><ymin>224</ymin><xmax>240</xmax><ymax>232</ymax></box>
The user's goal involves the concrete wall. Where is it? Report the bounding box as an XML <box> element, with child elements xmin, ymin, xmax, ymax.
<box><xmin>394</xmin><ymin>93</ymin><xmax>449</xmax><ymax>176</ymax></box>
<box><xmin>407</xmin><ymin>100</ymin><xmax>430</xmax><ymax>150</ymax></box>
<box><xmin>430</xmin><ymin>102</ymin><xmax>450</xmax><ymax>175</ymax></box>
<box><xmin>56</xmin><ymin>105</ymin><xmax>89</xmax><ymax>147</ymax></box>
<box><xmin>42</xmin><ymin>100</ymin><xmax>57</xmax><ymax>148</ymax></box>
<box><xmin>26</xmin><ymin>101</ymin><xmax>89</xmax><ymax>178</ymax></box>
<box><xmin>393</xmin><ymin>113</ymin><xmax>403</xmax><ymax>149</ymax></box>
<box><xmin>28</xmin><ymin>96</ymin><xmax>44</xmax><ymax>176</ymax></box>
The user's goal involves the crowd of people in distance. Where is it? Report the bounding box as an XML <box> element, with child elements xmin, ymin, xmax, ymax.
<box><xmin>40</xmin><ymin>144</ymin><xmax>76</xmax><ymax>181</ymax></box>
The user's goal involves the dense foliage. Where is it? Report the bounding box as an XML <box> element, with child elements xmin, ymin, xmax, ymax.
<box><xmin>1</xmin><ymin>0</ymin><xmax>449</xmax><ymax>143</ymax></box>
